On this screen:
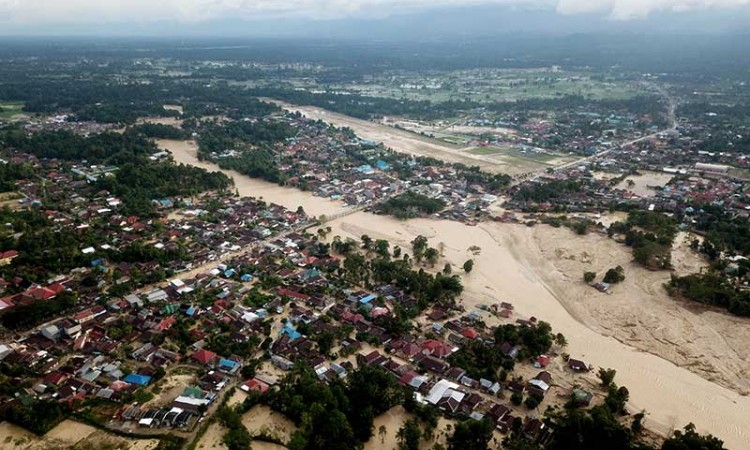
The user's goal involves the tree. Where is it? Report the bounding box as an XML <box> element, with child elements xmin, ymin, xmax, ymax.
<box><xmin>554</xmin><ymin>333</ymin><xmax>568</xmax><ymax>348</ymax></box>
<box><xmin>604</xmin><ymin>385</ymin><xmax>630</xmax><ymax>415</ymax></box>
<box><xmin>598</xmin><ymin>368</ymin><xmax>617</xmax><ymax>387</ymax></box>
<box><xmin>375</xmin><ymin>239</ymin><xmax>391</xmax><ymax>258</ymax></box>
<box><xmin>316</xmin><ymin>331</ymin><xmax>335</xmax><ymax>357</ymax></box>
<box><xmin>302</xmin><ymin>403</ymin><xmax>357</xmax><ymax>450</ymax></box>
<box><xmin>511</xmin><ymin>391</ymin><xmax>524</xmax><ymax>406</ymax></box>
<box><xmin>397</xmin><ymin>419</ymin><xmax>422</xmax><ymax>450</ymax></box>
<box><xmin>662</xmin><ymin>423</ymin><xmax>726</xmax><ymax>450</ymax></box>
<box><xmin>524</xmin><ymin>393</ymin><xmax>542</xmax><ymax>410</ymax></box>
<box><xmin>631</xmin><ymin>411</ymin><xmax>645</xmax><ymax>434</ymax></box>
<box><xmin>447</xmin><ymin>419</ymin><xmax>493</xmax><ymax>450</ymax></box>
<box><xmin>463</xmin><ymin>259</ymin><xmax>474</xmax><ymax>273</ymax></box>
<box><xmin>218</xmin><ymin>406</ymin><xmax>253</xmax><ymax>450</ymax></box>
<box><xmin>603</xmin><ymin>266</ymin><xmax>625</xmax><ymax>284</ymax></box>
<box><xmin>583</xmin><ymin>271</ymin><xmax>597</xmax><ymax>283</ymax></box>
<box><xmin>361</xmin><ymin>234</ymin><xmax>373</xmax><ymax>250</ymax></box>
<box><xmin>443</xmin><ymin>263</ymin><xmax>452</xmax><ymax>275</ymax></box>
<box><xmin>425</xmin><ymin>247</ymin><xmax>440</xmax><ymax>267</ymax></box>
<box><xmin>412</xmin><ymin>235</ymin><xmax>429</xmax><ymax>263</ymax></box>
<box><xmin>223</xmin><ymin>427</ymin><xmax>252</xmax><ymax>450</ymax></box>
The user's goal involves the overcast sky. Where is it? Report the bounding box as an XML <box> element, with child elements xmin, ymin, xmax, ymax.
<box><xmin>0</xmin><ymin>0</ymin><xmax>748</xmax><ymax>33</ymax></box>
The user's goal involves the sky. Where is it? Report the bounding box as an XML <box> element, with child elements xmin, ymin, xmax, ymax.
<box><xmin>0</xmin><ymin>0</ymin><xmax>749</xmax><ymax>35</ymax></box>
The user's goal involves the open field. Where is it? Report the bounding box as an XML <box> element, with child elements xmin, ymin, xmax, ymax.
<box><xmin>0</xmin><ymin>102</ymin><xmax>27</xmax><ymax>120</ymax></box>
<box><xmin>467</xmin><ymin>146</ymin><xmax>504</xmax><ymax>155</ymax></box>
<box><xmin>268</xmin><ymin>100</ymin><xmax>565</xmax><ymax>176</ymax></box>
<box><xmin>334</xmin><ymin>69</ymin><xmax>645</xmax><ymax>103</ymax></box>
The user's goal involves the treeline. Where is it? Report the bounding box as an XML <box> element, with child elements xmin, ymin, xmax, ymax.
<box><xmin>1</xmin><ymin>128</ymin><xmax>232</xmax><ymax>216</ymax></box>
<box><xmin>379</xmin><ymin>192</ymin><xmax>446</xmax><ymax>219</ymax></box>
<box><xmin>608</xmin><ymin>210</ymin><xmax>677</xmax><ymax>270</ymax></box>
<box><xmin>197</xmin><ymin>119</ymin><xmax>297</xmax><ymax>154</ymax></box>
<box><xmin>668</xmin><ymin>272</ymin><xmax>750</xmax><ymax>317</ymax></box>
<box><xmin>0</xmin><ymin>398</ymin><xmax>70</xmax><ymax>435</ymax></box>
<box><xmin>0</xmin><ymin>78</ymin><xmax>280</xmax><ymax>124</ymax></box>
<box><xmin>128</xmin><ymin>123</ymin><xmax>189</xmax><ymax>140</ymax></box>
<box><xmin>250</xmin><ymin>87</ymin><xmax>474</xmax><ymax>121</ymax></box>
<box><xmin>504</xmin><ymin>405</ymin><xmax>726</xmax><ymax>450</ymax></box>
<box><xmin>252</xmin><ymin>88</ymin><xmax>667</xmax><ymax>125</ymax></box>
<box><xmin>96</xmin><ymin>161</ymin><xmax>232</xmax><ymax>216</ymax></box>
<box><xmin>683</xmin><ymin>204</ymin><xmax>750</xmax><ymax>259</ymax></box>
<box><xmin>512</xmin><ymin>179</ymin><xmax>588</xmax><ymax>204</ymax></box>
<box><xmin>0</xmin><ymin>129</ymin><xmax>157</xmax><ymax>164</ymax></box>
<box><xmin>0</xmin><ymin>208</ymin><xmax>97</xmax><ymax>282</ymax></box>
<box><xmin>0</xmin><ymin>162</ymin><xmax>35</xmax><ymax>192</ymax></box>
<box><xmin>455</xmin><ymin>163</ymin><xmax>513</xmax><ymax>192</ymax></box>
<box><xmin>209</xmin><ymin>149</ymin><xmax>282</xmax><ymax>184</ymax></box>
<box><xmin>0</xmin><ymin>290</ymin><xmax>78</xmax><ymax>330</ymax></box>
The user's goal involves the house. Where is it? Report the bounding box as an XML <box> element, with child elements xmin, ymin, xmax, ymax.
<box><xmin>437</xmin><ymin>389</ymin><xmax>465</xmax><ymax>413</ymax></box>
<box><xmin>461</xmin><ymin>328</ymin><xmax>479</xmax><ymax>340</ymax></box>
<box><xmin>460</xmin><ymin>392</ymin><xmax>483</xmax><ymax>413</ymax></box>
<box><xmin>420</xmin><ymin>339</ymin><xmax>454</xmax><ymax>358</ymax></box>
<box><xmin>359</xmin><ymin>350</ymin><xmax>386</xmax><ymax>367</ymax></box>
<box><xmin>445</xmin><ymin>367</ymin><xmax>466</xmax><ymax>381</ymax></box>
<box><xmin>523</xmin><ymin>418</ymin><xmax>552</xmax><ymax>444</ymax></box>
<box><xmin>271</xmin><ymin>355</ymin><xmax>294</xmax><ymax>371</ymax></box>
<box><xmin>192</xmin><ymin>349</ymin><xmax>218</xmax><ymax>366</ymax></box>
<box><xmin>499</xmin><ymin>342</ymin><xmax>520</xmax><ymax>359</ymax></box>
<box><xmin>417</xmin><ymin>355</ymin><xmax>449</xmax><ymax>374</ymax></box>
<box><xmin>241</xmin><ymin>378</ymin><xmax>270</xmax><ymax>394</ymax></box>
<box><xmin>172</xmin><ymin>387</ymin><xmax>213</xmax><ymax>413</ymax></box>
<box><xmin>146</xmin><ymin>289</ymin><xmax>169</xmax><ymax>303</ymax></box>
<box><xmin>0</xmin><ymin>250</ymin><xmax>19</xmax><ymax>265</ymax></box>
<box><xmin>487</xmin><ymin>403</ymin><xmax>511</xmax><ymax>423</ymax></box>
<box><xmin>535</xmin><ymin>355</ymin><xmax>550</xmax><ymax>368</ymax></box>
<box><xmin>61</xmin><ymin>320</ymin><xmax>82</xmax><ymax>337</ymax></box>
<box><xmin>41</xmin><ymin>325</ymin><xmax>61</xmax><ymax>341</ymax></box>
<box><xmin>124</xmin><ymin>373</ymin><xmax>152</xmax><ymax>386</ymax></box>
<box><xmin>568</xmin><ymin>359</ymin><xmax>590</xmax><ymax>372</ymax></box>
<box><xmin>527</xmin><ymin>372</ymin><xmax>552</xmax><ymax>398</ymax></box>
<box><xmin>124</xmin><ymin>294</ymin><xmax>144</xmax><ymax>308</ymax></box>
<box><xmin>218</xmin><ymin>358</ymin><xmax>240</xmax><ymax>374</ymax></box>
<box><xmin>572</xmin><ymin>388</ymin><xmax>594</xmax><ymax>407</ymax></box>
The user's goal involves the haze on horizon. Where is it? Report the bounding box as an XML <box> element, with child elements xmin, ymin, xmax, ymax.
<box><xmin>0</xmin><ymin>0</ymin><xmax>749</xmax><ymax>37</ymax></box>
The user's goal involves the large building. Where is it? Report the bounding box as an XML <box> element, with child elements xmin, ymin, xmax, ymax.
<box><xmin>693</xmin><ymin>163</ymin><xmax>731</xmax><ymax>175</ymax></box>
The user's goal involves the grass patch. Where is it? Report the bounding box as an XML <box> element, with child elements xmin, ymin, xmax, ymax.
<box><xmin>0</xmin><ymin>102</ymin><xmax>26</xmax><ymax>119</ymax></box>
<box><xmin>467</xmin><ymin>147</ymin><xmax>503</xmax><ymax>155</ymax></box>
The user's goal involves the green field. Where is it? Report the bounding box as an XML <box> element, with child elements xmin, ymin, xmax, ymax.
<box><xmin>338</xmin><ymin>69</ymin><xmax>645</xmax><ymax>104</ymax></box>
<box><xmin>0</xmin><ymin>102</ymin><xmax>26</xmax><ymax>119</ymax></box>
<box><xmin>467</xmin><ymin>147</ymin><xmax>503</xmax><ymax>155</ymax></box>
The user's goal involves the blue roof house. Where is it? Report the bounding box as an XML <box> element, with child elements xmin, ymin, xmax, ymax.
<box><xmin>124</xmin><ymin>373</ymin><xmax>152</xmax><ymax>386</ymax></box>
<box><xmin>281</xmin><ymin>322</ymin><xmax>302</xmax><ymax>341</ymax></box>
<box><xmin>359</xmin><ymin>294</ymin><xmax>377</xmax><ymax>305</ymax></box>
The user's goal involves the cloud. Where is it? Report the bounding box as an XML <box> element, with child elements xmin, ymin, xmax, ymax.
<box><xmin>0</xmin><ymin>0</ymin><xmax>748</xmax><ymax>25</ymax></box>
<box><xmin>556</xmin><ymin>0</ymin><xmax>750</xmax><ymax>20</ymax></box>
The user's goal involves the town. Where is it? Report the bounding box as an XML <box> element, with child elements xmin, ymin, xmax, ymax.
<box><xmin>0</xmin><ymin>28</ymin><xmax>747</xmax><ymax>450</ymax></box>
